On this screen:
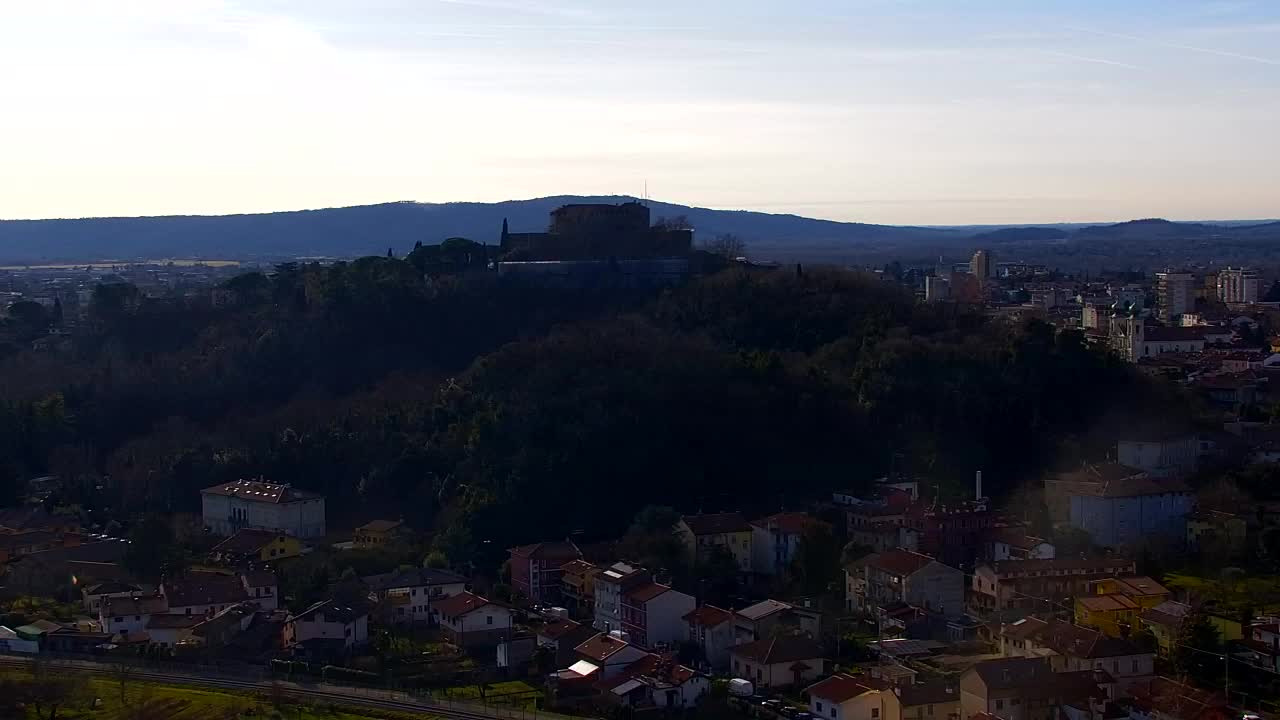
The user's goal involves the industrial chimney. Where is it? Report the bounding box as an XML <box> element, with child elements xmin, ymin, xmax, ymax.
<box><xmin>975</xmin><ymin>470</ymin><xmax>984</xmax><ymax>501</ymax></box>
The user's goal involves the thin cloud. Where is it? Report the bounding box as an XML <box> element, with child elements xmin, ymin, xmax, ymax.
<box><xmin>1040</xmin><ymin>50</ymin><xmax>1142</xmax><ymax>70</ymax></box>
<box><xmin>1069</xmin><ymin>25</ymin><xmax>1280</xmax><ymax>66</ymax></box>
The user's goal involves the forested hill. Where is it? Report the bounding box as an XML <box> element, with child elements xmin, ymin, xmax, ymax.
<box><xmin>0</xmin><ymin>197</ymin><xmax>956</xmax><ymax>264</ymax></box>
<box><xmin>0</xmin><ymin>259</ymin><xmax>1187</xmax><ymax>570</ymax></box>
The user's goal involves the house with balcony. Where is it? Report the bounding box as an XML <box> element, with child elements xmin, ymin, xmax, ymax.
<box><xmin>970</xmin><ymin>558</ymin><xmax>1137</xmax><ymax>620</ymax></box>
<box><xmin>201</xmin><ymin>479</ymin><xmax>326</xmax><ymax>539</ymax></box>
<box><xmin>560</xmin><ymin>559</ymin><xmax>601</xmax><ymax>619</ymax></box>
<box><xmin>999</xmin><ymin>618</ymin><xmax>1154</xmax><ymax>693</ymax></box>
<box><xmin>619</xmin><ymin>581</ymin><xmax>695</xmax><ymax>649</ymax></box>
<box><xmin>750</xmin><ymin>512</ymin><xmax>831</xmax><ymax>577</ymax></box>
<box><xmin>849</xmin><ymin>549</ymin><xmax>964</xmax><ymax>621</ymax></box>
<box><xmin>594</xmin><ymin>562</ymin><xmax>652</xmax><ymax>635</ymax></box>
<box><xmin>959</xmin><ymin>658</ymin><xmax>1109</xmax><ymax>720</ymax></box>
<box><xmin>362</xmin><ymin>567</ymin><xmax>468</xmax><ymax>625</ymax></box>
<box><xmin>676</xmin><ymin>513</ymin><xmax>752</xmax><ymax>573</ymax></box>
<box><xmin>734</xmin><ymin>599</ymin><xmax>822</xmax><ymax>643</ymax></box>
<box><xmin>508</xmin><ymin>540</ymin><xmax>582</xmax><ymax>604</ymax></box>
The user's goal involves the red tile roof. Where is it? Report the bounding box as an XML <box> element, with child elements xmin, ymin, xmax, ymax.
<box><xmin>625</xmin><ymin>583</ymin><xmax>671</xmax><ymax>603</ymax></box>
<box><xmin>539</xmin><ymin>619</ymin><xmax>582</xmax><ymax>641</ymax></box>
<box><xmin>433</xmin><ymin>591</ymin><xmax>490</xmax><ymax>618</ymax></box>
<box><xmin>751</xmin><ymin>512</ymin><xmax>829</xmax><ymax>535</ymax></box>
<box><xmin>681</xmin><ymin>512</ymin><xmax>750</xmax><ymax>535</ymax></box>
<box><xmin>862</xmin><ymin>549</ymin><xmax>937</xmax><ymax>577</ymax></box>
<box><xmin>805</xmin><ymin>674</ymin><xmax>888</xmax><ymax>703</ymax></box>
<box><xmin>575</xmin><ymin>632</ymin><xmax>631</xmax><ymax>661</ymax></box>
<box><xmin>508</xmin><ymin>541</ymin><xmax>581</xmax><ymax>561</ymax></box>
<box><xmin>683</xmin><ymin>605</ymin><xmax>733</xmax><ymax>627</ymax></box>
<box><xmin>729</xmin><ymin>635</ymin><xmax>824</xmax><ymax>665</ymax></box>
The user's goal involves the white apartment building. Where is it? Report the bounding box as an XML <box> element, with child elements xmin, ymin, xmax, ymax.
<box><xmin>201</xmin><ymin>479</ymin><xmax>326</xmax><ymax>538</ymax></box>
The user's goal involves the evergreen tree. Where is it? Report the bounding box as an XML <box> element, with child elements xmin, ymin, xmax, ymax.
<box><xmin>1172</xmin><ymin>605</ymin><xmax>1222</xmax><ymax>687</ymax></box>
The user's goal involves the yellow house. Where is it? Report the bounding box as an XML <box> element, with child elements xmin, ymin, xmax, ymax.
<box><xmin>353</xmin><ymin>520</ymin><xmax>406</xmax><ymax>550</ymax></box>
<box><xmin>1090</xmin><ymin>576</ymin><xmax>1170</xmax><ymax>610</ymax></box>
<box><xmin>211</xmin><ymin>528</ymin><xmax>302</xmax><ymax>564</ymax></box>
<box><xmin>1076</xmin><ymin>594</ymin><xmax>1141</xmax><ymax>637</ymax></box>
<box><xmin>559</xmin><ymin>559</ymin><xmax>601</xmax><ymax>619</ymax></box>
<box><xmin>676</xmin><ymin>513</ymin><xmax>753</xmax><ymax>572</ymax></box>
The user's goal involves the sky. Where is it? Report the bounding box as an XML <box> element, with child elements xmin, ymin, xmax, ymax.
<box><xmin>0</xmin><ymin>0</ymin><xmax>1277</xmax><ymax>225</ymax></box>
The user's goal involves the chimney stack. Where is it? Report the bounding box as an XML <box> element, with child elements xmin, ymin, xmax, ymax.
<box><xmin>975</xmin><ymin>470</ymin><xmax>984</xmax><ymax>501</ymax></box>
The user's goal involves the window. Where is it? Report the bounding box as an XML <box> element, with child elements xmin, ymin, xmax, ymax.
<box><xmin>487</xmin><ymin>615</ymin><xmax>494</xmax><ymax>625</ymax></box>
<box><xmin>1131</xmin><ymin>660</ymin><xmax>1139</xmax><ymax>673</ymax></box>
<box><xmin>1012</xmin><ymin>699</ymin><xmax>1021</xmax><ymax>706</ymax></box>
<box><xmin>927</xmin><ymin>706</ymin><xmax>934</xmax><ymax>716</ymax></box>
<box><xmin>995</xmin><ymin>700</ymin><xmax>1003</xmax><ymax>710</ymax></box>
<box><xmin>872</xmin><ymin>709</ymin><xmax>879</xmax><ymax>719</ymax></box>
<box><xmin>816</xmin><ymin>703</ymin><xmax>824</xmax><ymax>713</ymax></box>
<box><xmin>135</xmin><ymin>615</ymin><xmax>141</xmax><ymax>621</ymax></box>
<box><xmin>114</xmin><ymin>616</ymin><xmax>124</xmax><ymax>623</ymax></box>
<box><xmin>830</xmin><ymin>709</ymin><xmax>836</xmax><ymax>719</ymax></box>
<box><xmin>1112</xmin><ymin>661</ymin><xmax>1119</xmax><ymax>673</ymax></box>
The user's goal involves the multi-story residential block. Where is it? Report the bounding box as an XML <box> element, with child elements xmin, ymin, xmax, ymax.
<box><xmin>1156</xmin><ymin>271</ymin><xmax>1194</xmax><ymax>321</ymax></box>
<box><xmin>959</xmin><ymin>658</ymin><xmax>1107</xmax><ymax>720</ymax></box>
<box><xmin>619</xmin><ymin>581</ymin><xmax>695</xmax><ymax>649</ymax></box>
<box><xmin>891</xmin><ymin>680</ymin><xmax>961</xmax><ymax>720</ymax></box>
<box><xmin>1073</xmin><ymin>576</ymin><xmax>1169</xmax><ymax>638</ymax></box>
<box><xmin>683</xmin><ymin>605</ymin><xmax>735</xmax><ymax>671</ymax></box>
<box><xmin>508</xmin><ymin>540</ymin><xmax>581</xmax><ymax>604</ymax></box>
<box><xmin>970</xmin><ymin>558</ymin><xmax>1137</xmax><ymax>620</ymax></box>
<box><xmin>1217</xmin><ymin>267</ymin><xmax>1260</xmax><ymax>304</ymax></box>
<box><xmin>750</xmin><ymin>512</ymin><xmax>831</xmax><ymax>577</ymax></box>
<box><xmin>849</xmin><ymin>549</ymin><xmax>964</xmax><ymax>619</ymax></box>
<box><xmin>594</xmin><ymin>562</ymin><xmax>652</xmax><ymax>635</ymax></box>
<box><xmin>676</xmin><ymin>513</ymin><xmax>753</xmax><ymax>572</ymax></box>
<box><xmin>1043</xmin><ymin>465</ymin><xmax>1193</xmax><ymax>548</ymax></box>
<box><xmin>361</xmin><ymin>567</ymin><xmax>468</xmax><ymax>625</ymax></box>
<box><xmin>999</xmin><ymin>618</ymin><xmax>1154</xmax><ymax>692</ymax></box>
<box><xmin>1116</xmin><ymin>435</ymin><xmax>1199</xmax><ymax>477</ymax></box>
<box><xmin>560</xmin><ymin>559</ymin><xmax>601</xmax><ymax>618</ymax></box>
<box><xmin>201</xmin><ymin>480</ymin><xmax>326</xmax><ymax>539</ymax></box>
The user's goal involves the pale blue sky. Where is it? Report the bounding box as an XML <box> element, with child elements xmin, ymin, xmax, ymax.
<box><xmin>1</xmin><ymin>0</ymin><xmax>1277</xmax><ymax>224</ymax></box>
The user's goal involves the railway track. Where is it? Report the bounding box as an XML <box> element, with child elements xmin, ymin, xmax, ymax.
<box><xmin>0</xmin><ymin>655</ymin><xmax>547</xmax><ymax>720</ymax></box>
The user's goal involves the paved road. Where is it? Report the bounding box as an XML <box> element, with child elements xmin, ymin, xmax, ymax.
<box><xmin>0</xmin><ymin>655</ymin><xmax>557</xmax><ymax>720</ymax></box>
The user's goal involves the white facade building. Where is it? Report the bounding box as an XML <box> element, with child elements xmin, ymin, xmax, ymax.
<box><xmin>285</xmin><ymin>599</ymin><xmax>369</xmax><ymax>649</ymax></box>
<box><xmin>201</xmin><ymin>479</ymin><xmax>326</xmax><ymax>538</ymax></box>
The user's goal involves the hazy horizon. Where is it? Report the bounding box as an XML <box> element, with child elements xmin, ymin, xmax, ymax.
<box><xmin>1</xmin><ymin>195</ymin><xmax>1277</xmax><ymax>230</ymax></box>
<box><xmin>2</xmin><ymin>0</ymin><xmax>1277</xmax><ymax>225</ymax></box>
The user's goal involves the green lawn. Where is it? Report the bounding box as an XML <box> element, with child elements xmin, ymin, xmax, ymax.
<box><xmin>439</xmin><ymin>679</ymin><xmax>541</xmax><ymax>707</ymax></box>
<box><xmin>1</xmin><ymin>671</ymin><xmax>433</xmax><ymax>720</ymax></box>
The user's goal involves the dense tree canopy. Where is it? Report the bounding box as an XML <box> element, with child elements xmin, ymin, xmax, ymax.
<box><xmin>0</xmin><ymin>257</ymin><xmax>1187</xmax><ymax>572</ymax></box>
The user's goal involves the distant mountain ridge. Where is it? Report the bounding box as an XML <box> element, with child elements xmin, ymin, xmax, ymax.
<box><xmin>0</xmin><ymin>197</ymin><xmax>1277</xmax><ymax>269</ymax></box>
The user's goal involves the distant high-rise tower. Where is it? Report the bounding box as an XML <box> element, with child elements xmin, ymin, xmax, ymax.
<box><xmin>1155</xmin><ymin>271</ymin><xmax>1194</xmax><ymax>321</ymax></box>
<box><xmin>970</xmin><ymin>249</ymin><xmax>993</xmax><ymax>280</ymax></box>
<box><xmin>1217</xmin><ymin>267</ymin><xmax>1260</xmax><ymax>304</ymax></box>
